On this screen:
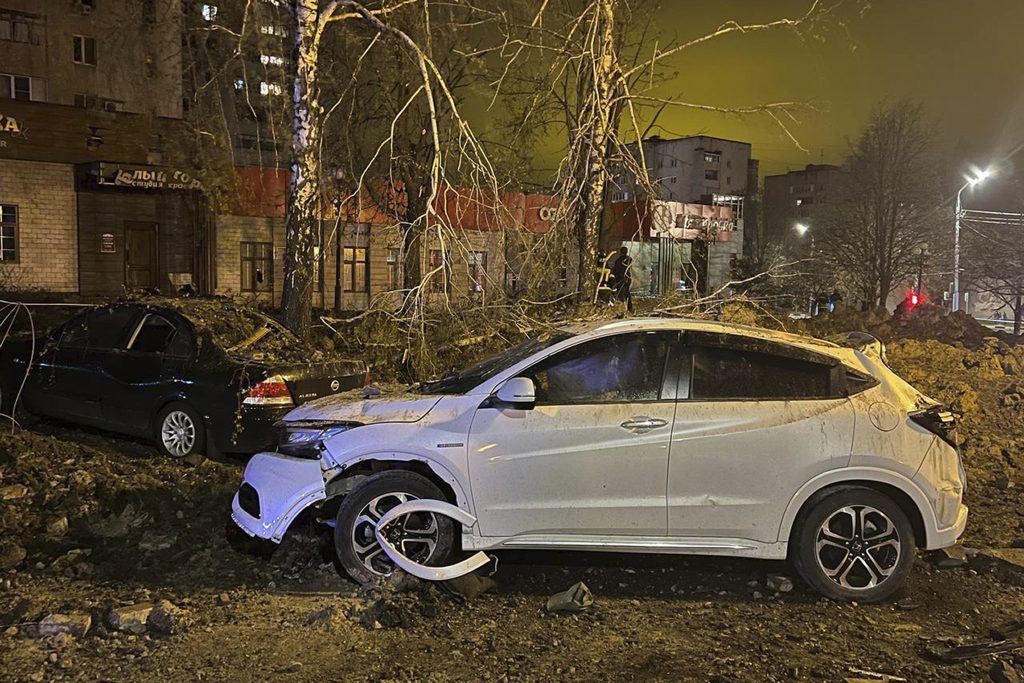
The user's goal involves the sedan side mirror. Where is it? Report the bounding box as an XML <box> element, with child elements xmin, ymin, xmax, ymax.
<box><xmin>495</xmin><ymin>377</ymin><xmax>536</xmax><ymax>409</ymax></box>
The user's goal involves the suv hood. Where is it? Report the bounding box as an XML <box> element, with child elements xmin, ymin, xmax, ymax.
<box><xmin>283</xmin><ymin>391</ymin><xmax>443</xmax><ymax>425</ymax></box>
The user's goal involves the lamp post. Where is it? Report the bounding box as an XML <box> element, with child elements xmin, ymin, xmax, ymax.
<box><xmin>953</xmin><ymin>168</ymin><xmax>992</xmax><ymax>312</ymax></box>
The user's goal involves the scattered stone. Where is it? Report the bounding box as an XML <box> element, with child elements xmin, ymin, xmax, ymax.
<box><xmin>972</xmin><ymin>548</ymin><xmax>1024</xmax><ymax>587</ymax></box>
<box><xmin>146</xmin><ymin>600</ymin><xmax>193</xmax><ymax>636</ymax></box>
<box><xmin>996</xmin><ymin>475</ymin><xmax>1014</xmax><ymax>491</ymax></box>
<box><xmin>443</xmin><ymin>572</ymin><xmax>496</xmax><ymax>601</ymax></box>
<box><xmin>546</xmin><ymin>581</ymin><xmax>594</xmax><ymax>613</ymax></box>
<box><xmin>37</xmin><ymin>613</ymin><xmax>92</xmax><ymax>638</ymax></box>
<box><xmin>109</xmin><ymin>603</ymin><xmax>154</xmax><ymax>635</ymax></box>
<box><xmin>182</xmin><ymin>452</ymin><xmax>206</xmax><ymax>467</ymax></box>
<box><xmin>216</xmin><ymin>593</ymin><xmax>230</xmax><ymax>606</ymax></box>
<box><xmin>929</xmin><ymin>544</ymin><xmax>968</xmax><ymax>569</ymax></box>
<box><xmin>766</xmin><ymin>574</ymin><xmax>795</xmax><ymax>593</ymax></box>
<box><xmin>752</xmin><ymin>591</ymin><xmax>764</xmax><ymax>600</ymax></box>
<box><xmin>45</xmin><ymin>515</ymin><xmax>69</xmax><ymax>537</ymax></box>
<box><xmin>362</xmin><ymin>385</ymin><xmax>382</xmax><ymax>398</ymax></box>
<box><xmin>991</xmin><ymin>660</ymin><xmax>1023</xmax><ymax>683</ymax></box>
<box><xmin>0</xmin><ymin>484</ymin><xmax>28</xmax><ymax>501</ymax></box>
<box><xmin>3</xmin><ymin>626</ymin><xmax>17</xmax><ymax>637</ymax></box>
<box><xmin>0</xmin><ymin>541</ymin><xmax>26</xmax><ymax>570</ymax></box>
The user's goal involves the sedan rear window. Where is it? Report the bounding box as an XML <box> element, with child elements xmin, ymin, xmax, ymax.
<box><xmin>690</xmin><ymin>346</ymin><xmax>833</xmax><ymax>400</ymax></box>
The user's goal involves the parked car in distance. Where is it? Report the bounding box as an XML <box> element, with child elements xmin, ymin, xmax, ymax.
<box><xmin>0</xmin><ymin>300</ymin><xmax>367</xmax><ymax>458</ymax></box>
<box><xmin>231</xmin><ymin>318</ymin><xmax>967</xmax><ymax>602</ymax></box>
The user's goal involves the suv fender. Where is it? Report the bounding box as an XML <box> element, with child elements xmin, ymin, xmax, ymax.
<box><xmin>777</xmin><ymin>466</ymin><xmax>939</xmax><ymax>549</ymax></box>
<box><xmin>326</xmin><ymin>451</ymin><xmax>473</xmax><ymax>514</ymax></box>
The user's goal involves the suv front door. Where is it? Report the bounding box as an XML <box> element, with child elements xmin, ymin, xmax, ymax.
<box><xmin>467</xmin><ymin>330</ymin><xmax>678</xmax><ymax>541</ymax></box>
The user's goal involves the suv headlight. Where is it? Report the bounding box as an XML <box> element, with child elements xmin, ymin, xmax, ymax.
<box><xmin>277</xmin><ymin>421</ymin><xmax>362</xmax><ymax>458</ymax></box>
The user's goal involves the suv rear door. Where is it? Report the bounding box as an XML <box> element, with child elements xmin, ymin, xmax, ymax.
<box><xmin>468</xmin><ymin>330</ymin><xmax>678</xmax><ymax>540</ymax></box>
<box><xmin>667</xmin><ymin>332</ymin><xmax>856</xmax><ymax>544</ymax></box>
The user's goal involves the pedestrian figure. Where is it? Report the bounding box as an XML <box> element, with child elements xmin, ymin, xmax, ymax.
<box><xmin>610</xmin><ymin>246</ymin><xmax>633</xmax><ymax>312</ymax></box>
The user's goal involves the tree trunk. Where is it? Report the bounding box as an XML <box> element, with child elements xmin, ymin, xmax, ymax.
<box><xmin>280</xmin><ymin>0</ymin><xmax>321</xmax><ymax>338</ymax></box>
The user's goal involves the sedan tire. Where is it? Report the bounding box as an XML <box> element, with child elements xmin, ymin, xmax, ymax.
<box><xmin>155</xmin><ymin>402</ymin><xmax>206</xmax><ymax>459</ymax></box>
<box><xmin>334</xmin><ymin>471</ymin><xmax>454</xmax><ymax>585</ymax></box>
<box><xmin>793</xmin><ymin>487</ymin><xmax>915</xmax><ymax>603</ymax></box>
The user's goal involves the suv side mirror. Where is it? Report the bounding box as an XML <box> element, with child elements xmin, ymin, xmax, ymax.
<box><xmin>495</xmin><ymin>377</ymin><xmax>535</xmax><ymax>409</ymax></box>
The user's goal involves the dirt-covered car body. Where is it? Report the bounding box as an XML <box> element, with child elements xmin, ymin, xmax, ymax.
<box><xmin>232</xmin><ymin>319</ymin><xmax>967</xmax><ymax>580</ymax></box>
<box><xmin>0</xmin><ymin>302</ymin><xmax>366</xmax><ymax>455</ymax></box>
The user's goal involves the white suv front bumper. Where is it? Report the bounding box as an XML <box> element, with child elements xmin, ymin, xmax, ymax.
<box><xmin>231</xmin><ymin>453</ymin><xmax>327</xmax><ymax>543</ymax></box>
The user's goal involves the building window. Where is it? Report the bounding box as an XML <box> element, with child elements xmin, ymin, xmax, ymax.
<box><xmin>260</xmin><ymin>24</ymin><xmax>287</xmax><ymax>37</ymax></box>
<box><xmin>240</xmin><ymin>241</ymin><xmax>273</xmax><ymax>293</ymax></box>
<box><xmin>0</xmin><ymin>205</ymin><xmax>17</xmax><ymax>262</ymax></box>
<box><xmin>669</xmin><ymin>158</ymin><xmax>678</xmax><ymax>168</ymax></box>
<box><xmin>259</xmin><ymin>81</ymin><xmax>283</xmax><ymax>96</ymax></box>
<box><xmin>386</xmin><ymin>248</ymin><xmax>401</xmax><ymax>290</ymax></box>
<box><xmin>468</xmin><ymin>251</ymin><xmax>487</xmax><ymax>293</ymax></box>
<box><xmin>0</xmin><ymin>73</ymin><xmax>31</xmax><ymax>101</ymax></box>
<box><xmin>705</xmin><ymin>169</ymin><xmax>719</xmax><ymax>181</ymax></box>
<box><xmin>201</xmin><ymin>4</ymin><xmax>218</xmax><ymax>21</ymax></box>
<box><xmin>260</xmin><ymin>54</ymin><xmax>284</xmax><ymax>67</ymax></box>
<box><xmin>342</xmin><ymin>247</ymin><xmax>369</xmax><ymax>293</ymax></box>
<box><xmin>505</xmin><ymin>264</ymin><xmax>519</xmax><ymax>292</ymax></box>
<box><xmin>558</xmin><ymin>265</ymin><xmax>568</xmax><ymax>288</ymax></box>
<box><xmin>0</xmin><ymin>10</ymin><xmax>34</xmax><ymax>43</ymax></box>
<box><xmin>704</xmin><ymin>152</ymin><xmax>720</xmax><ymax>165</ymax></box>
<box><xmin>428</xmin><ymin>249</ymin><xmax>450</xmax><ymax>293</ymax></box>
<box><xmin>73</xmin><ymin>35</ymin><xmax>97</xmax><ymax>65</ymax></box>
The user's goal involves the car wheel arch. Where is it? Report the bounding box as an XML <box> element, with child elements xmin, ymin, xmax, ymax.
<box><xmin>779</xmin><ymin>469</ymin><xmax>936</xmax><ymax>550</ymax></box>
<box><xmin>325</xmin><ymin>454</ymin><xmax>469</xmax><ymax>512</ymax></box>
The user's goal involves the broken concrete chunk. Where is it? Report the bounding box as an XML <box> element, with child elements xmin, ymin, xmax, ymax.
<box><xmin>146</xmin><ymin>600</ymin><xmax>193</xmax><ymax>635</ymax></box>
<box><xmin>766</xmin><ymin>574</ymin><xmax>794</xmax><ymax>593</ymax></box>
<box><xmin>990</xmin><ymin>660</ymin><xmax>1024</xmax><ymax>683</ymax></box>
<box><xmin>972</xmin><ymin>548</ymin><xmax>1024</xmax><ymax>587</ymax></box>
<box><xmin>37</xmin><ymin>613</ymin><xmax>92</xmax><ymax>638</ymax></box>
<box><xmin>109</xmin><ymin>603</ymin><xmax>154</xmax><ymax>635</ymax></box>
<box><xmin>546</xmin><ymin>581</ymin><xmax>594</xmax><ymax>613</ymax></box>
<box><xmin>929</xmin><ymin>544</ymin><xmax>968</xmax><ymax>569</ymax></box>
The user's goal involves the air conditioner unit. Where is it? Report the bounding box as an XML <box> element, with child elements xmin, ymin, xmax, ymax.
<box><xmin>102</xmin><ymin>100</ymin><xmax>120</xmax><ymax>112</ymax></box>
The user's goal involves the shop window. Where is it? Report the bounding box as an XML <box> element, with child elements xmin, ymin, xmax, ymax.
<box><xmin>73</xmin><ymin>35</ymin><xmax>97</xmax><ymax>66</ymax></box>
<box><xmin>240</xmin><ymin>241</ymin><xmax>273</xmax><ymax>293</ymax></box>
<box><xmin>343</xmin><ymin>246</ymin><xmax>369</xmax><ymax>293</ymax></box>
<box><xmin>428</xmin><ymin>249</ymin><xmax>450</xmax><ymax>294</ymax></box>
<box><xmin>386</xmin><ymin>248</ymin><xmax>401</xmax><ymax>290</ymax></box>
<box><xmin>468</xmin><ymin>251</ymin><xmax>487</xmax><ymax>293</ymax></box>
<box><xmin>0</xmin><ymin>205</ymin><xmax>17</xmax><ymax>262</ymax></box>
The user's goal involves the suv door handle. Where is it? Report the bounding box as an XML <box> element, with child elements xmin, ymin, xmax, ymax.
<box><xmin>620</xmin><ymin>416</ymin><xmax>668</xmax><ymax>433</ymax></box>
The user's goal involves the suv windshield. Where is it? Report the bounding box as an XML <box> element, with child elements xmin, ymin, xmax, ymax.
<box><xmin>418</xmin><ymin>332</ymin><xmax>572</xmax><ymax>395</ymax></box>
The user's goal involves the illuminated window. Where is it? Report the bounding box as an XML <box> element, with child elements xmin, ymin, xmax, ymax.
<box><xmin>468</xmin><ymin>251</ymin><xmax>487</xmax><ymax>293</ymax></box>
<box><xmin>259</xmin><ymin>81</ymin><xmax>283</xmax><ymax>96</ymax></box>
<box><xmin>260</xmin><ymin>25</ymin><xmax>286</xmax><ymax>37</ymax></box>
<box><xmin>704</xmin><ymin>152</ymin><xmax>720</xmax><ymax>165</ymax></box>
<box><xmin>201</xmin><ymin>4</ymin><xmax>218</xmax><ymax>21</ymax></box>
<box><xmin>342</xmin><ymin>247</ymin><xmax>369</xmax><ymax>293</ymax></box>
<box><xmin>240</xmin><ymin>241</ymin><xmax>273</xmax><ymax>293</ymax></box>
<box><xmin>260</xmin><ymin>54</ymin><xmax>284</xmax><ymax>66</ymax></box>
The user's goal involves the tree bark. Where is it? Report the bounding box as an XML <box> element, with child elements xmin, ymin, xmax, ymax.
<box><xmin>280</xmin><ymin>0</ymin><xmax>321</xmax><ymax>338</ymax></box>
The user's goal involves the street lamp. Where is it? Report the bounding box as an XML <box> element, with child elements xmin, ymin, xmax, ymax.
<box><xmin>953</xmin><ymin>167</ymin><xmax>993</xmax><ymax>312</ymax></box>
<box><xmin>794</xmin><ymin>222</ymin><xmax>809</xmax><ymax>236</ymax></box>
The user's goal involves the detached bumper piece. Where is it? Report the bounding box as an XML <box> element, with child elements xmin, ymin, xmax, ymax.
<box><xmin>231</xmin><ymin>453</ymin><xmax>327</xmax><ymax>543</ymax></box>
<box><xmin>237</xmin><ymin>482</ymin><xmax>261</xmax><ymax>519</ymax></box>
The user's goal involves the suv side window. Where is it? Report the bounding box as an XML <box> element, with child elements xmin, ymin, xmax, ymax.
<box><xmin>690</xmin><ymin>345</ymin><xmax>834</xmax><ymax>400</ymax></box>
<box><xmin>60</xmin><ymin>307</ymin><xmax>139</xmax><ymax>351</ymax></box>
<box><xmin>524</xmin><ymin>331</ymin><xmax>672</xmax><ymax>405</ymax></box>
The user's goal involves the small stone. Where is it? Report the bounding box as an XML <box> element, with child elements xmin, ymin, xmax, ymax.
<box><xmin>990</xmin><ymin>659</ymin><xmax>1023</xmax><ymax>683</ymax></box>
<box><xmin>0</xmin><ymin>484</ymin><xmax>28</xmax><ymax>501</ymax></box>
<box><xmin>28</xmin><ymin>672</ymin><xmax>44</xmax><ymax>682</ymax></box>
<box><xmin>37</xmin><ymin>613</ymin><xmax>92</xmax><ymax>638</ymax></box>
<box><xmin>182</xmin><ymin>452</ymin><xmax>206</xmax><ymax>467</ymax></box>
<box><xmin>146</xmin><ymin>600</ymin><xmax>193</xmax><ymax>636</ymax></box>
<box><xmin>47</xmin><ymin>653</ymin><xmax>58</xmax><ymax>664</ymax></box>
<box><xmin>0</xmin><ymin>541</ymin><xmax>26</xmax><ymax>571</ymax></box>
<box><xmin>109</xmin><ymin>603</ymin><xmax>154</xmax><ymax>635</ymax></box>
<box><xmin>3</xmin><ymin>626</ymin><xmax>17</xmax><ymax>637</ymax></box>
<box><xmin>175</xmin><ymin>511</ymin><xmax>184</xmax><ymax>520</ymax></box>
<box><xmin>766</xmin><ymin>574</ymin><xmax>795</xmax><ymax>593</ymax></box>
<box><xmin>45</xmin><ymin>515</ymin><xmax>69</xmax><ymax>537</ymax></box>
<box><xmin>996</xmin><ymin>476</ymin><xmax>1014</xmax><ymax>491</ymax></box>
<box><xmin>752</xmin><ymin>591</ymin><xmax>763</xmax><ymax>599</ymax></box>
<box><xmin>216</xmin><ymin>593</ymin><xmax>230</xmax><ymax>606</ymax></box>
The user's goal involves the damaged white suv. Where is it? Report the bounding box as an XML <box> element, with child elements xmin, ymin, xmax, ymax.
<box><xmin>231</xmin><ymin>319</ymin><xmax>967</xmax><ymax>602</ymax></box>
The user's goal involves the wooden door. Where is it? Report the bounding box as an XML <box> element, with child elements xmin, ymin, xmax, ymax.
<box><xmin>125</xmin><ymin>222</ymin><xmax>158</xmax><ymax>290</ymax></box>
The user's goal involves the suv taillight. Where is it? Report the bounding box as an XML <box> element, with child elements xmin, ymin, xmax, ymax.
<box><xmin>243</xmin><ymin>375</ymin><xmax>294</xmax><ymax>407</ymax></box>
<box><xmin>909</xmin><ymin>405</ymin><xmax>958</xmax><ymax>448</ymax></box>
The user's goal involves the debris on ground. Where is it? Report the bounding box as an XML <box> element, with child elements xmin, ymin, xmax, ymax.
<box><xmin>928</xmin><ymin>544</ymin><xmax>970</xmax><ymax>569</ymax></box>
<box><xmin>765</xmin><ymin>574</ymin><xmax>795</xmax><ymax>593</ymax></box>
<box><xmin>546</xmin><ymin>581</ymin><xmax>594</xmax><ymax>613</ymax></box>
<box><xmin>36</xmin><ymin>613</ymin><xmax>91</xmax><ymax>638</ymax></box>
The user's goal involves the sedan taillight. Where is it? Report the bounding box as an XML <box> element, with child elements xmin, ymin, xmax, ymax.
<box><xmin>909</xmin><ymin>405</ymin><xmax>958</xmax><ymax>448</ymax></box>
<box><xmin>243</xmin><ymin>375</ymin><xmax>294</xmax><ymax>407</ymax></box>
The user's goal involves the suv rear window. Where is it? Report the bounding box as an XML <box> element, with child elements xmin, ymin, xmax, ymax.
<box><xmin>690</xmin><ymin>346</ymin><xmax>833</xmax><ymax>400</ymax></box>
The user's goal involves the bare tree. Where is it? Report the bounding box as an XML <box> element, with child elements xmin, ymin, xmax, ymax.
<box><xmin>817</xmin><ymin>101</ymin><xmax>944</xmax><ymax>309</ymax></box>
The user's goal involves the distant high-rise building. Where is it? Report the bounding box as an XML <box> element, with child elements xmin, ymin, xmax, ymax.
<box><xmin>763</xmin><ymin>163</ymin><xmax>846</xmax><ymax>246</ymax></box>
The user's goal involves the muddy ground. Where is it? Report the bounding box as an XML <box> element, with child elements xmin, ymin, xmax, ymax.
<box><xmin>3</xmin><ymin>307</ymin><xmax>1024</xmax><ymax>682</ymax></box>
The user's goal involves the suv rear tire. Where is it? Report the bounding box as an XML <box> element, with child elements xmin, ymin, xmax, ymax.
<box><xmin>334</xmin><ymin>471</ymin><xmax>454</xmax><ymax>585</ymax></box>
<box><xmin>792</xmin><ymin>486</ymin><xmax>915</xmax><ymax>603</ymax></box>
